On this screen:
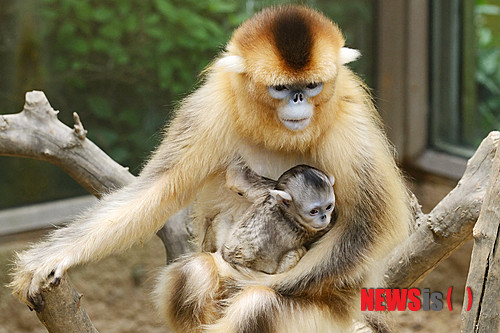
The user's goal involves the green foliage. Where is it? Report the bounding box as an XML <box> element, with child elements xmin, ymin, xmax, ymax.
<box><xmin>36</xmin><ymin>0</ymin><xmax>248</xmax><ymax>171</ymax></box>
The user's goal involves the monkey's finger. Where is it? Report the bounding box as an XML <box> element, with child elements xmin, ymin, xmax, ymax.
<box><xmin>28</xmin><ymin>292</ymin><xmax>45</xmax><ymax>313</ymax></box>
<box><xmin>51</xmin><ymin>266</ymin><xmax>65</xmax><ymax>286</ymax></box>
<box><xmin>50</xmin><ymin>276</ymin><xmax>61</xmax><ymax>287</ymax></box>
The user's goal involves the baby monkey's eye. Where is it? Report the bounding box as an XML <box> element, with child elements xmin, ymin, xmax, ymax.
<box><xmin>326</xmin><ymin>204</ymin><xmax>333</xmax><ymax>211</ymax></box>
<box><xmin>309</xmin><ymin>209</ymin><xmax>319</xmax><ymax>216</ymax></box>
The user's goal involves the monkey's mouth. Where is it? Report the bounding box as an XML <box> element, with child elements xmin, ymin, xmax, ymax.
<box><xmin>280</xmin><ymin>117</ymin><xmax>311</xmax><ymax>131</ymax></box>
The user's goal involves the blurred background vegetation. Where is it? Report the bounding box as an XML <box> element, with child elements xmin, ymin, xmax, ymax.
<box><xmin>0</xmin><ymin>0</ymin><xmax>376</xmax><ymax>208</ymax></box>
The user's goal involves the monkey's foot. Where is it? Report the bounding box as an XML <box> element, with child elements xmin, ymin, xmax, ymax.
<box><xmin>9</xmin><ymin>247</ymin><xmax>68</xmax><ymax>312</ymax></box>
<box><xmin>275</xmin><ymin>247</ymin><xmax>306</xmax><ymax>274</ymax></box>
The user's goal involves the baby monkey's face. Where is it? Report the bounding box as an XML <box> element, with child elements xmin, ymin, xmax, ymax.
<box><xmin>293</xmin><ymin>188</ymin><xmax>335</xmax><ymax>230</ymax></box>
<box><xmin>273</xmin><ymin>165</ymin><xmax>336</xmax><ymax>231</ymax></box>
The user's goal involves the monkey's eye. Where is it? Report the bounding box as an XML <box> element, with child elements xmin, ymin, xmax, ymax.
<box><xmin>326</xmin><ymin>204</ymin><xmax>333</xmax><ymax>211</ymax></box>
<box><xmin>309</xmin><ymin>209</ymin><xmax>319</xmax><ymax>216</ymax></box>
<box><xmin>306</xmin><ymin>82</ymin><xmax>318</xmax><ymax>89</ymax></box>
<box><xmin>274</xmin><ymin>85</ymin><xmax>288</xmax><ymax>91</ymax></box>
<box><xmin>304</xmin><ymin>82</ymin><xmax>324</xmax><ymax>97</ymax></box>
<box><xmin>268</xmin><ymin>85</ymin><xmax>290</xmax><ymax>99</ymax></box>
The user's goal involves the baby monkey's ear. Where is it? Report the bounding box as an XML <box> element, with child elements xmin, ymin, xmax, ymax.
<box><xmin>328</xmin><ymin>175</ymin><xmax>335</xmax><ymax>186</ymax></box>
<box><xmin>269</xmin><ymin>189</ymin><xmax>292</xmax><ymax>208</ymax></box>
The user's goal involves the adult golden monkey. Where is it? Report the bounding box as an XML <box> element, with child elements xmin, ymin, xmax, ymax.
<box><xmin>11</xmin><ymin>5</ymin><xmax>410</xmax><ymax>332</ymax></box>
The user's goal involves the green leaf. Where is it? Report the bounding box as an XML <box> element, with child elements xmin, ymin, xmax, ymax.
<box><xmin>69</xmin><ymin>38</ymin><xmax>89</xmax><ymax>55</ymax></box>
<box><xmin>153</xmin><ymin>0</ymin><xmax>176</xmax><ymax>21</ymax></box>
<box><xmin>91</xmin><ymin>38</ymin><xmax>109</xmax><ymax>53</ymax></box>
<box><xmin>119</xmin><ymin>109</ymin><xmax>142</xmax><ymax>126</ymax></box>
<box><xmin>100</xmin><ymin>23</ymin><xmax>123</xmax><ymax>40</ymax></box>
<box><xmin>58</xmin><ymin>22</ymin><xmax>76</xmax><ymax>42</ymax></box>
<box><xmin>87</xmin><ymin>96</ymin><xmax>114</xmax><ymax>120</ymax></box>
<box><xmin>124</xmin><ymin>15</ymin><xmax>139</xmax><ymax>33</ymax></box>
<box><xmin>93</xmin><ymin>7</ymin><xmax>114</xmax><ymax>22</ymax></box>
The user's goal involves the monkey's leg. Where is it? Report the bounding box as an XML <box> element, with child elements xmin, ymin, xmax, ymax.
<box><xmin>206</xmin><ymin>285</ymin><xmax>354</xmax><ymax>333</ymax></box>
<box><xmin>205</xmin><ymin>285</ymin><xmax>280</xmax><ymax>333</ymax></box>
<box><xmin>154</xmin><ymin>253</ymin><xmax>221</xmax><ymax>333</ymax></box>
<box><xmin>275</xmin><ymin>247</ymin><xmax>306</xmax><ymax>274</ymax></box>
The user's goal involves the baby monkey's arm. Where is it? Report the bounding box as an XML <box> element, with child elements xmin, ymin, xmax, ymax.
<box><xmin>225</xmin><ymin>160</ymin><xmax>276</xmax><ymax>201</ymax></box>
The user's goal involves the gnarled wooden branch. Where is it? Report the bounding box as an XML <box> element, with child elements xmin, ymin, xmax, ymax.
<box><xmin>35</xmin><ymin>276</ymin><xmax>98</xmax><ymax>333</ymax></box>
<box><xmin>1</xmin><ymin>91</ymin><xmax>499</xmax><ymax>332</ymax></box>
<box><xmin>0</xmin><ymin>91</ymin><xmax>133</xmax><ymax>197</ymax></box>
<box><xmin>461</xmin><ymin>140</ymin><xmax>500</xmax><ymax>332</ymax></box>
<box><xmin>384</xmin><ymin>131</ymin><xmax>500</xmax><ymax>288</ymax></box>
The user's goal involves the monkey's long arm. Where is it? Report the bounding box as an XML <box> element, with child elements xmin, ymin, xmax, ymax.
<box><xmin>10</xmin><ymin>82</ymin><xmax>235</xmax><ymax>309</ymax></box>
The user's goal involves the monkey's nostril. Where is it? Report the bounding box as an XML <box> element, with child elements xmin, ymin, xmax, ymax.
<box><xmin>292</xmin><ymin>92</ymin><xmax>304</xmax><ymax>103</ymax></box>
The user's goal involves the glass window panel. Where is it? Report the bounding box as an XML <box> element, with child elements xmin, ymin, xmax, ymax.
<box><xmin>430</xmin><ymin>0</ymin><xmax>500</xmax><ymax>157</ymax></box>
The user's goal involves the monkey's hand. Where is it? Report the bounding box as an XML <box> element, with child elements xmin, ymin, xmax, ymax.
<box><xmin>225</xmin><ymin>162</ymin><xmax>250</xmax><ymax>197</ymax></box>
<box><xmin>9</xmin><ymin>244</ymin><xmax>71</xmax><ymax>312</ymax></box>
<box><xmin>275</xmin><ymin>247</ymin><xmax>307</xmax><ymax>274</ymax></box>
<box><xmin>225</xmin><ymin>161</ymin><xmax>276</xmax><ymax>201</ymax></box>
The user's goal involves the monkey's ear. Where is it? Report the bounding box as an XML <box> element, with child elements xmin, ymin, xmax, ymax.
<box><xmin>269</xmin><ymin>189</ymin><xmax>292</xmax><ymax>206</ymax></box>
<box><xmin>339</xmin><ymin>47</ymin><xmax>361</xmax><ymax>65</ymax></box>
<box><xmin>328</xmin><ymin>175</ymin><xmax>335</xmax><ymax>186</ymax></box>
<box><xmin>215</xmin><ymin>55</ymin><xmax>246</xmax><ymax>73</ymax></box>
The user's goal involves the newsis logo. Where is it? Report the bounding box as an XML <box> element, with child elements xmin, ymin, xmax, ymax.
<box><xmin>361</xmin><ymin>287</ymin><xmax>473</xmax><ymax>312</ymax></box>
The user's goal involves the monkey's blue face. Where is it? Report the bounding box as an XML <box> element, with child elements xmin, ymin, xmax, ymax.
<box><xmin>267</xmin><ymin>83</ymin><xmax>324</xmax><ymax>131</ymax></box>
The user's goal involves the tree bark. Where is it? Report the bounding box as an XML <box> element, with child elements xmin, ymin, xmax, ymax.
<box><xmin>1</xmin><ymin>91</ymin><xmax>500</xmax><ymax>331</ymax></box>
<box><xmin>460</xmin><ymin>142</ymin><xmax>500</xmax><ymax>332</ymax></box>
<box><xmin>35</xmin><ymin>276</ymin><xmax>99</xmax><ymax>333</ymax></box>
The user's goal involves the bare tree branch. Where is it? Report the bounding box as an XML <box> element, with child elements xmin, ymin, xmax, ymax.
<box><xmin>0</xmin><ymin>91</ymin><xmax>133</xmax><ymax>197</ymax></box>
<box><xmin>0</xmin><ymin>91</ymin><xmax>193</xmax><ymax>262</ymax></box>
<box><xmin>384</xmin><ymin>131</ymin><xmax>500</xmax><ymax>288</ymax></box>
<box><xmin>461</xmin><ymin>141</ymin><xmax>500</xmax><ymax>332</ymax></box>
<box><xmin>35</xmin><ymin>276</ymin><xmax>98</xmax><ymax>333</ymax></box>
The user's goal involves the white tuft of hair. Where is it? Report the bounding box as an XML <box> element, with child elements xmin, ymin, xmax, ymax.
<box><xmin>215</xmin><ymin>55</ymin><xmax>246</xmax><ymax>73</ymax></box>
<box><xmin>339</xmin><ymin>47</ymin><xmax>361</xmax><ymax>65</ymax></box>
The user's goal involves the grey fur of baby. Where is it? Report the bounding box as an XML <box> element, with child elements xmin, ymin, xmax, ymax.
<box><xmin>222</xmin><ymin>163</ymin><xmax>336</xmax><ymax>274</ymax></box>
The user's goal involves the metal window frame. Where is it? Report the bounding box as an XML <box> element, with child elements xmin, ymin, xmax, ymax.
<box><xmin>377</xmin><ymin>0</ymin><xmax>467</xmax><ymax>180</ymax></box>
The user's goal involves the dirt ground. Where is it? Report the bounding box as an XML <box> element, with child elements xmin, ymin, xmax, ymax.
<box><xmin>0</xmin><ymin>173</ymin><xmax>473</xmax><ymax>332</ymax></box>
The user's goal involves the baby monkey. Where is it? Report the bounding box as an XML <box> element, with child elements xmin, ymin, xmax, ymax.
<box><xmin>222</xmin><ymin>163</ymin><xmax>336</xmax><ymax>274</ymax></box>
